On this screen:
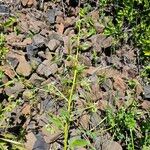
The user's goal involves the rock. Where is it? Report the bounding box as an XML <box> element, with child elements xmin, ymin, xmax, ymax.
<box><xmin>113</xmin><ymin>76</ymin><xmax>126</xmax><ymax>97</ymax></box>
<box><xmin>33</xmin><ymin>133</ymin><xmax>49</xmax><ymax>150</ymax></box>
<box><xmin>33</xmin><ymin>34</ymin><xmax>46</xmax><ymax>47</ymax></box>
<box><xmin>46</xmin><ymin>39</ymin><xmax>60</xmax><ymax>51</ymax></box>
<box><xmin>42</xmin><ymin>127</ymin><xmax>62</xmax><ymax>143</ymax></box>
<box><xmin>78</xmin><ymin>55</ymin><xmax>91</xmax><ymax>66</ymax></box>
<box><xmin>21</xmin><ymin>0</ymin><xmax>34</xmax><ymax>7</ymax></box>
<box><xmin>102</xmin><ymin>36</ymin><xmax>113</xmax><ymax>49</ymax></box>
<box><xmin>0</xmin><ymin>4</ymin><xmax>9</xmax><ymax>15</ymax></box>
<box><xmin>143</xmin><ymin>85</ymin><xmax>150</xmax><ymax>99</ymax></box>
<box><xmin>30</xmin><ymin>58</ymin><xmax>41</xmax><ymax>70</ymax></box>
<box><xmin>29</xmin><ymin>73</ymin><xmax>45</xmax><ymax>87</ymax></box>
<box><xmin>21</xmin><ymin>0</ymin><xmax>28</xmax><ymax>6</ymax></box>
<box><xmin>16</xmin><ymin>55</ymin><xmax>32</xmax><ymax>77</ymax></box>
<box><xmin>141</xmin><ymin>100</ymin><xmax>150</xmax><ymax>110</ymax></box>
<box><xmin>64</xmin><ymin>17</ymin><xmax>76</xmax><ymax>27</ymax></box>
<box><xmin>49</xmin><ymin>32</ymin><xmax>63</xmax><ymax>42</ymax></box>
<box><xmin>21</xmin><ymin>103</ymin><xmax>31</xmax><ymax>115</ymax></box>
<box><xmin>0</xmin><ymin>65</ymin><xmax>16</xmax><ymax>79</ymax></box>
<box><xmin>80</xmin><ymin>113</ymin><xmax>89</xmax><ymax>129</ymax></box>
<box><xmin>38</xmin><ymin>51</ymin><xmax>45</xmax><ymax>59</ymax></box>
<box><xmin>90</xmin><ymin>112</ymin><xmax>102</xmax><ymax>128</ymax></box>
<box><xmin>27</xmin><ymin>0</ymin><xmax>34</xmax><ymax>7</ymax></box>
<box><xmin>37</xmin><ymin>60</ymin><xmax>58</xmax><ymax>77</ymax></box>
<box><xmin>45</xmin><ymin>50</ymin><xmax>53</xmax><ymax>60</ymax></box>
<box><xmin>56</xmin><ymin>23</ymin><xmax>64</xmax><ymax>34</ymax></box>
<box><xmin>100</xmin><ymin>78</ymin><xmax>113</xmax><ymax>91</ymax></box>
<box><xmin>102</xmin><ymin>141</ymin><xmax>122</xmax><ymax>150</ymax></box>
<box><xmin>135</xmin><ymin>81</ymin><xmax>143</xmax><ymax>96</ymax></box>
<box><xmin>94</xmin><ymin>22</ymin><xmax>104</xmax><ymax>33</ymax></box>
<box><xmin>5</xmin><ymin>82</ymin><xmax>24</xmax><ymax>98</ymax></box>
<box><xmin>26</xmin><ymin>44</ymin><xmax>38</xmax><ymax>58</ymax></box>
<box><xmin>25</xmin><ymin>132</ymin><xmax>37</xmax><ymax>150</ymax></box>
<box><xmin>47</xmin><ymin>9</ymin><xmax>56</xmax><ymax>24</ymax></box>
<box><xmin>7</xmin><ymin>56</ymin><xmax>19</xmax><ymax>68</ymax></box>
<box><xmin>6</xmin><ymin>33</ymin><xmax>24</xmax><ymax>45</ymax></box>
<box><xmin>23</xmin><ymin>89</ymin><xmax>33</xmax><ymax>101</ymax></box>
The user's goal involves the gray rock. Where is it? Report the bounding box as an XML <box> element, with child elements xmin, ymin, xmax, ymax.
<box><xmin>90</xmin><ymin>111</ymin><xmax>102</xmax><ymax>128</ymax></box>
<box><xmin>33</xmin><ymin>133</ymin><xmax>49</xmax><ymax>150</ymax></box>
<box><xmin>47</xmin><ymin>9</ymin><xmax>55</xmax><ymax>24</ymax></box>
<box><xmin>29</xmin><ymin>73</ymin><xmax>45</xmax><ymax>87</ymax></box>
<box><xmin>7</xmin><ymin>56</ymin><xmax>19</xmax><ymax>68</ymax></box>
<box><xmin>100</xmin><ymin>78</ymin><xmax>113</xmax><ymax>91</ymax></box>
<box><xmin>46</xmin><ymin>39</ymin><xmax>60</xmax><ymax>51</ymax></box>
<box><xmin>4</xmin><ymin>82</ymin><xmax>24</xmax><ymax>98</ymax></box>
<box><xmin>0</xmin><ymin>4</ymin><xmax>9</xmax><ymax>15</ymax></box>
<box><xmin>26</xmin><ymin>44</ymin><xmax>38</xmax><ymax>58</ymax></box>
<box><xmin>33</xmin><ymin>34</ymin><xmax>46</xmax><ymax>47</ymax></box>
<box><xmin>37</xmin><ymin>60</ymin><xmax>58</xmax><ymax>77</ymax></box>
<box><xmin>102</xmin><ymin>141</ymin><xmax>122</xmax><ymax>150</ymax></box>
<box><xmin>49</xmin><ymin>32</ymin><xmax>63</xmax><ymax>42</ymax></box>
<box><xmin>144</xmin><ymin>85</ymin><xmax>150</xmax><ymax>99</ymax></box>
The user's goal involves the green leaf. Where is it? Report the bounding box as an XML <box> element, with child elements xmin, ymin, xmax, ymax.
<box><xmin>69</xmin><ymin>138</ymin><xmax>89</xmax><ymax>149</ymax></box>
<box><xmin>143</xmin><ymin>51</ymin><xmax>150</xmax><ymax>56</ymax></box>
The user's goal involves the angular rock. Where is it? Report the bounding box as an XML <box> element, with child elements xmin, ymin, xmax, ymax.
<box><xmin>94</xmin><ymin>22</ymin><xmax>104</xmax><ymax>33</ymax></box>
<box><xmin>47</xmin><ymin>9</ymin><xmax>56</xmax><ymax>24</ymax></box>
<box><xmin>23</xmin><ymin>89</ymin><xmax>33</xmax><ymax>101</ymax></box>
<box><xmin>102</xmin><ymin>141</ymin><xmax>122</xmax><ymax>150</ymax></box>
<box><xmin>143</xmin><ymin>85</ymin><xmax>150</xmax><ymax>99</ymax></box>
<box><xmin>7</xmin><ymin>56</ymin><xmax>19</xmax><ymax>68</ymax></box>
<box><xmin>113</xmin><ymin>76</ymin><xmax>126</xmax><ymax>97</ymax></box>
<box><xmin>0</xmin><ymin>4</ymin><xmax>9</xmax><ymax>15</ymax></box>
<box><xmin>0</xmin><ymin>65</ymin><xmax>16</xmax><ymax>79</ymax></box>
<box><xmin>29</xmin><ymin>73</ymin><xmax>45</xmax><ymax>87</ymax></box>
<box><xmin>49</xmin><ymin>32</ymin><xmax>63</xmax><ymax>42</ymax></box>
<box><xmin>37</xmin><ymin>60</ymin><xmax>58</xmax><ymax>77</ymax></box>
<box><xmin>45</xmin><ymin>50</ymin><xmax>52</xmax><ymax>60</ymax></box>
<box><xmin>33</xmin><ymin>133</ymin><xmax>49</xmax><ymax>150</ymax></box>
<box><xmin>25</xmin><ymin>132</ymin><xmax>37</xmax><ymax>150</ymax></box>
<box><xmin>26</xmin><ymin>44</ymin><xmax>38</xmax><ymax>58</ymax></box>
<box><xmin>141</xmin><ymin>100</ymin><xmax>150</xmax><ymax>110</ymax></box>
<box><xmin>5</xmin><ymin>82</ymin><xmax>24</xmax><ymax>98</ymax></box>
<box><xmin>46</xmin><ymin>39</ymin><xmax>60</xmax><ymax>51</ymax></box>
<box><xmin>16</xmin><ymin>55</ymin><xmax>32</xmax><ymax>77</ymax></box>
<box><xmin>102</xmin><ymin>36</ymin><xmax>113</xmax><ymax>48</ymax></box>
<box><xmin>32</xmin><ymin>34</ymin><xmax>46</xmax><ymax>47</ymax></box>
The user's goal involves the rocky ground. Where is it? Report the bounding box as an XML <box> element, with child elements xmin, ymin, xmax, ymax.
<box><xmin>0</xmin><ymin>0</ymin><xmax>150</xmax><ymax>150</ymax></box>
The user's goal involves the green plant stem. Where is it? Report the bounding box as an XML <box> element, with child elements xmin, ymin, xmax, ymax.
<box><xmin>64</xmin><ymin>68</ymin><xmax>78</xmax><ymax>150</ymax></box>
<box><xmin>63</xmin><ymin>11</ymin><xmax>81</xmax><ymax>150</ymax></box>
<box><xmin>130</xmin><ymin>129</ymin><xmax>135</xmax><ymax>150</ymax></box>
